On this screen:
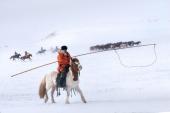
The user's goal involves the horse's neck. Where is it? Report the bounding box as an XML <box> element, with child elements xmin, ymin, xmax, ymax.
<box><xmin>67</xmin><ymin>68</ymin><xmax>74</xmax><ymax>80</ymax></box>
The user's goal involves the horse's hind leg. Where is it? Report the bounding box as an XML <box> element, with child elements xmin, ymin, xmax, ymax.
<box><xmin>76</xmin><ymin>86</ymin><xmax>87</xmax><ymax>103</ymax></box>
<box><xmin>51</xmin><ymin>85</ymin><xmax>56</xmax><ymax>103</ymax></box>
<box><xmin>44</xmin><ymin>91</ymin><xmax>48</xmax><ymax>103</ymax></box>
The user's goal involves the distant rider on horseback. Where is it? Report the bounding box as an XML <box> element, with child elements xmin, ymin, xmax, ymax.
<box><xmin>56</xmin><ymin>45</ymin><xmax>72</xmax><ymax>88</ymax></box>
<box><xmin>24</xmin><ymin>51</ymin><xmax>29</xmax><ymax>56</ymax></box>
<box><xmin>14</xmin><ymin>51</ymin><xmax>18</xmax><ymax>55</ymax></box>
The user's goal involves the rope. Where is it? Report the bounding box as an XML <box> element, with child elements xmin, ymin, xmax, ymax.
<box><xmin>114</xmin><ymin>44</ymin><xmax>157</xmax><ymax>68</ymax></box>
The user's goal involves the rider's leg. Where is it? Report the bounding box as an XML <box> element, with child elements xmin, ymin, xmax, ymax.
<box><xmin>60</xmin><ymin>65</ymin><xmax>70</xmax><ymax>87</ymax></box>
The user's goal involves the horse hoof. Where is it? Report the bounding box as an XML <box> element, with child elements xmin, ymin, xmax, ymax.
<box><xmin>52</xmin><ymin>101</ymin><xmax>56</xmax><ymax>103</ymax></box>
<box><xmin>83</xmin><ymin>100</ymin><xmax>87</xmax><ymax>103</ymax></box>
<box><xmin>65</xmin><ymin>101</ymin><xmax>70</xmax><ymax>104</ymax></box>
<box><xmin>45</xmin><ymin>99</ymin><xmax>48</xmax><ymax>103</ymax></box>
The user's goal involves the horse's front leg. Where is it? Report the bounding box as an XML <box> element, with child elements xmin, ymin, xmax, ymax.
<box><xmin>65</xmin><ymin>87</ymin><xmax>71</xmax><ymax>104</ymax></box>
<box><xmin>76</xmin><ymin>86</ymin><xmax>87</xmax><ymax>103</ymax></box>
<box><xmin>51</xmin><ymin>85</ymin><xmax>56</xmax><ymax>103</ymax></box>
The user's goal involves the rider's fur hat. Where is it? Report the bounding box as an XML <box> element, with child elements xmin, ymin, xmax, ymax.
<box><xmin>61</xmin><ymin>45</ymin><xmax>68</xmax><ymax>50</ymax></box>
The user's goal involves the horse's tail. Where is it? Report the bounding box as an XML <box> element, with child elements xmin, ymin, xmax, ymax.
<box><xmin>39</xmin><ymin>75</ymin><xmax>46</xmax><ymax>99</ymax></box>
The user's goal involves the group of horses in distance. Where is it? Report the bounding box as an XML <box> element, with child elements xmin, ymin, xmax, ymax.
<box><xmin>10</xmin><ymin>52</ymin><xmax>32</xmax><ymax>61</ymax></box>
<box><xmin>90</xmin><ymin>41</ymin><xmax>141</xmax><ymax>51</ymax></box>
<box><xmin>36</xmin><ymin>46</ymin><xmax>59</xmax><ymax>54</ymax></box>
<box><xmin>10</xmin><ymin>46</ymin><xmax>59</xmax><ymax>61</ymax></box>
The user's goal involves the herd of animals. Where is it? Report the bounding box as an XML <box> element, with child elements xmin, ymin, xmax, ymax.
<box><xmin>9</xmin><ymin>46</ymin><xmax>59</xmax><ymax>61</ymax></box>
<box><xmin>90</xmin><ymin>41</ymin><xmax>141</xmax><ymax>51</ymax></box>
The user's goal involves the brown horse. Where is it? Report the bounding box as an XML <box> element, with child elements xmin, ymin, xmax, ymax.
<box><xmin>39</xmin><ymin>58</ymin><xmax>86</xmax><ymax>104</ymax></box>
<box><xmin>20</xmin><ymin>54</ymin><xmax>32</xmax><ymax>61</ymax></box>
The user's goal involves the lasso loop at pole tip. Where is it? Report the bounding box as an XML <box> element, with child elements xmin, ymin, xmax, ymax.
<box><xmin>114</xmin><ymin>44</ymin><xmax>157</xmax><ymax>68</ymax></box>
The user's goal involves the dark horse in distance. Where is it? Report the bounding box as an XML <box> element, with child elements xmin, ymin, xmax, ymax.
<box><xmin>20</xmin><ymin>51</ymin><xmax>32</xmax><ymax>61</ymax></box>
<box><xmin>37</xmin><ymin>47</ymin><xmax>46</xmax><ymax>54</ymax></box>
<box><xmin>10</xmin><ymin>52</ymin><xmax>21</xmax><ymax>60</ymax></box>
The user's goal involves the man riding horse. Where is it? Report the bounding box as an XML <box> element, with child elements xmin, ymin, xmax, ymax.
<box><xmin>56</xmin><ymin>45</ymin><xmax>72</xmax><ymax>88</ymax></box>
<box><xmin>20</xmin><ymin>51</ymin><xmax>32</xmax><ymax>60</ymax></box>
<box><xmin>10</xmin><ymin>51</ymin><xmax>21</xmax><ymax>60</ymax></box>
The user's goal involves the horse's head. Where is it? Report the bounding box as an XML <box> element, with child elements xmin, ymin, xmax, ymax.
<box><xmin>71</xmin><ymin>58</ymin><xmax>82</xmax><ymax>71</ymax></box>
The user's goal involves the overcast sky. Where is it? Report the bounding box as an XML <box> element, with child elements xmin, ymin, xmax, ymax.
<box><xmin>0</xmin><ymin>0</ymin><xmax>169</xmax><ymax>47</ymax></box>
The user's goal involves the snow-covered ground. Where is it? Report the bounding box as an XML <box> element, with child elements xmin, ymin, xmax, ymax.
<box><xmin>0</xmin><ymin>0</ymin><xmax>170</xmax><ymax>113</ymax></box>
<box><xmin>1</xmin><ymin>34</ymin><xmax>170</xmax><ymax>113</ymax></box>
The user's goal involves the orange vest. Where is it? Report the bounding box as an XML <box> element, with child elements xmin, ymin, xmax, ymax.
<box><xmin>57</xmin><ymin>50</ymin><xmax>71</xmax><ymax>72</ymax></box>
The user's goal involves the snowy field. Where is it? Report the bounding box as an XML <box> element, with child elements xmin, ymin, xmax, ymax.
<box><xmin>1</xmin><ymin>35</ymin><xmax>170</xmax><ymax>113</ymax></box>
<box><xmin>0</xmin><ymin>0</ymin><xmax>170</xmax><ymax>113</ymax></box>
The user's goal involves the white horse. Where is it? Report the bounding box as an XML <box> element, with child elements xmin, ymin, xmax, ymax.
<box><xmin>39</xmin><ymin>58</ymin><xmax>87</xmax><ymax>104</ymax></box>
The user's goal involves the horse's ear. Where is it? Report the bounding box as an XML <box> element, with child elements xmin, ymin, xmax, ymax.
<box><xmin>71</xmin><ymin>57</ymin><xmax>73</xmax><ymax>61</ymax></box>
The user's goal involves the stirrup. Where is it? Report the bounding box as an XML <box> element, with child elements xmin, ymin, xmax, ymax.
<box><xmin>56</xmin><ymin>87</ymin><xmax>61</xmax><ymax>96</ymax></box>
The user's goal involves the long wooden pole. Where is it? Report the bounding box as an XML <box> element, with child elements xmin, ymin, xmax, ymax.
<box><xmin>10</xmin><ymin>44</ymin><xmax>156</xmax><ymax>77</ymax></box>
<box><xmin>11</xmin><ymin>61</ymin><xmax>57</xmax><ymax>77</ymax></box>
